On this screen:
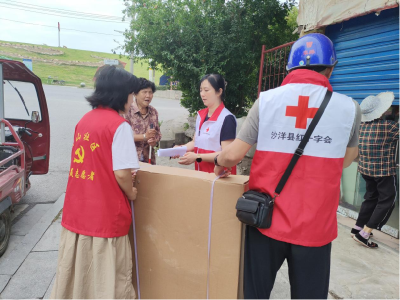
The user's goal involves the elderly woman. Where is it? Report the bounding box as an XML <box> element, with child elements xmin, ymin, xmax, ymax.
<box><xmin>352</xmin><ymin>92</ymin><xmax>399</xmax><ymax>248</ymax></box>
<box><xmin>124</xmin><ymin>78</ymin><xmax>161</xmax><ymax>165</ymax></box>
<box><xmin>51</xmin><ymin>66</ymin><xmax>140</xmax><ymax>299</ymax></box>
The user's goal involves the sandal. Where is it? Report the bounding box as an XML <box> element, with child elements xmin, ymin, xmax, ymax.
<box><xmin>353</xmin><ymin>233</ymin><xmax>378</xmax><ymax>249</ymax></box>
<box><xmin>350</xmin><ymin>228</ymin><xmax>373</xmax><ymax>237</ymax></box>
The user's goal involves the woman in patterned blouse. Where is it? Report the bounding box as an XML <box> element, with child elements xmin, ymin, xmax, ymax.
<box><xmin>123</xmin><ymin>78</ymin><xmax>162</xmax><ymax>164</ymax></box>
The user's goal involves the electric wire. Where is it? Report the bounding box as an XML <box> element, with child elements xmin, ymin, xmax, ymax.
<box><xmin>0</xmin><ymin>3</ymin><xmax>129</xmax><ymax>23</ymax></box>
<box><xmin>2</xmin><ymin>0</ymin><xmax>125</xmax><ymax>20</ymax></box>
<box><xmin>0</xmin><ymin>18</ymin><xmax>124</xmax><ymax>36</ymax></box>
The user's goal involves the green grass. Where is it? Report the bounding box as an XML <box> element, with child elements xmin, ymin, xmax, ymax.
<box><xmin>0</xmin><ymin>40</ymin><xmax>161</xmax><ymax>87</ymax></box>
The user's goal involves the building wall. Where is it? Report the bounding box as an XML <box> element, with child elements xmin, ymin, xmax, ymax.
<box><xmin>326</xmin><ymin>8</ymin><xmax>399</xmax><ymax>236</ymax></box>
<box><xmin>326</xmin><ymin>8</ymin><xmax>399</xmax><ymax>105</ymax></box>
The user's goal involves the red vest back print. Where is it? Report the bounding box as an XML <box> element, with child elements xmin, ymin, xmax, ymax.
<box><xmin>194</xmin><ymin>103</ymin><xmax>237</xmax><ymax>174</ymax></box>
<box><xmin>62</xmin><ymin>107</ymin><xmax>132</xmax><ymax>238</ymax></box>
<box><xmin>250</xmin><ymin>69</ymin><xmax>355</xmax><ymax>247</ymax></box>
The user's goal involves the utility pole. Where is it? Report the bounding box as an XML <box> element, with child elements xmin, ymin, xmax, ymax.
<box><xmin>113</xmin><ymin>29</ymin><xmax>133</xmax><ymax>74</ymax></box>
<box><xmin>58</xmin><ymin>22</ymin><xmax>60</xmax><ymax>47</ymax></box>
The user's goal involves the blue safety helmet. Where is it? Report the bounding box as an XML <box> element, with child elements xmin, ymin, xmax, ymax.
<box><xmin>286</xmin><ymin>33</ymin><xmax>338</xmax><ymax>71</ymax></box>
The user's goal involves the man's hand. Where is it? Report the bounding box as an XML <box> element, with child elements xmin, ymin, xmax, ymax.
<box><xmin>217</xmin><ymin>139</ymin><xmax>252</xmax><ymax>168</ymax></box>
<box><xmin>214</xmin><ymin>165</ymin><xmax>231</xmax><ymax>178</ymax></box>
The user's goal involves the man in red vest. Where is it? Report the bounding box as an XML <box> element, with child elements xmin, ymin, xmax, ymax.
<box><xmin>214</xmin><ymin>34</ymin><xmax>361</xmax><ymax>299</ymax></box>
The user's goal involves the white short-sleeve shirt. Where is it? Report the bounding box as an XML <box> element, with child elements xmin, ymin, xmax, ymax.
<box><xmin>112</xmin><ymin>122</ymin><xmax>140</xmax><ymax>171</ymax></box>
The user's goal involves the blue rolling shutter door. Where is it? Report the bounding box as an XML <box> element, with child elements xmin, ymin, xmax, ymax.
<box><xmin>326</xmin><ymin>8</ymin><xmax>399</xmax><ymax>105</ymax></box>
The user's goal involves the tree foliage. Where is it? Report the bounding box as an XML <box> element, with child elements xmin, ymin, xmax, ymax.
<box><xmin>286</xmin><ymin>5</ymin><xmax>299</xmax><ymax>33</ymax></box>
<box><xmin>123</xmin><ymin>0</ymin><xmax>297</xmax><ymax>117</ymax></box>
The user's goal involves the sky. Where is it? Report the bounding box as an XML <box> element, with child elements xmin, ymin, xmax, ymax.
<box><xmin>0</xmin><ymin>0</ymin><xmax>292</xmax><ymax>54</ymax></box>
<box><xmin>0</xmin><ymin>0</ymin><xmax>130</xmax><ymax>53</ymax></box>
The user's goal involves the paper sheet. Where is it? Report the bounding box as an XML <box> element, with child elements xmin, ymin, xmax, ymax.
<box><xmin>157</xmin><ymin>146</ymin><xmax>187</xmax><ymax>157</ymax></box>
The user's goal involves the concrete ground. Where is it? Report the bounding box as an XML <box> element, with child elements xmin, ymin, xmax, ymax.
<box><xmin>0</xmin><ymin>194</ymin><xmax>64</xmax><ymax>299</ymax></box>
<box><xmin>0</xmin><ymin>192</ymin><xmax>398</xmax><ymax>299</ymax></box>
<box><xmin>270</xmin><ymin>219</ymin><xmax>399</xmax><ymax>299</ymax></box>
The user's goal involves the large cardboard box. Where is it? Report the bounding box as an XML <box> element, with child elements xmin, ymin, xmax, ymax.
<box><xmin>130</xmin><ymin>164</ymin><xmax>249</xmax><ymax>299</ymax></box>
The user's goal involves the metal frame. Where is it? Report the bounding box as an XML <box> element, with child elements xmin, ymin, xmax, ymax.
<box><xmin>0</xmin><ymin>119</ymin><xmax>25</xmax><ymax>201</ymax></box>
<box><xmin>0</xmin><ymin>119</ymin><xmax>25</xmax><ymax>167</ymax></box>
<box><xmin>257</xmin><ymin>41</ymin><xmax>295</xmax><ymax>97</ymax></box>
<box><xmin>0</xmin><ymin>64</ymin><xmax>5</xmax><ymax>143</ymax></box>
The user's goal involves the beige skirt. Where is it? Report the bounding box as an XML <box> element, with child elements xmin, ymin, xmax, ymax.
<box><xmin>50</xmin><ymin>227</ymin><xmax>136</xmax><ymax>299</ymax></box>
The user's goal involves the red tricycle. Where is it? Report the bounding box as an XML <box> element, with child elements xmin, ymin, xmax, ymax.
<box><xmin>0</xmin><ymin>59</ymin><xmax>50</xmax><ymax>256</ymax></box>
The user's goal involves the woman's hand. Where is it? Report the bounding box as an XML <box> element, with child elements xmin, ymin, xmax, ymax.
<box><xmin>132</xmin><ymin>171</ymin><xmax>136</xmax><ymax>185</ymax></box>
<box><xmin>171</xmin><ymin>145</ymin><xmax>184</xmax><ymax>159</ymax></box>
<box><xmin>145</xmin><ymin>128</ymin><xmax>157</xmax><ymax>140</ymax></box>
<box><xmin>179</xmin><ymin>152</ymin><xmax>197</xmax><ymax>165</ymax></box>
<box><xmin>128</xmin><ymin>187</ymin><xmax>137</xmax><ymax>201</ymax></box>
<box><xmin>147</xmin><ymin>138</ymin><xmax>158</xmax><ymax>147</ymax></box>
<box><xmin>115</xmin><ymin>169</ymin><xmax>138</xmax><ymax>201</ymax></box>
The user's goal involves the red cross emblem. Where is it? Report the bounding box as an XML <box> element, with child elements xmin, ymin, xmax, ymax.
<box><xmin>285</xmin><ymin>96</ymin><xmax>318</xmax><ymax>129</ymax></box>
<box><xmin>206</xmin><ymin>127</ymin><xmax>210</xmax><ymax>132</ymax></box>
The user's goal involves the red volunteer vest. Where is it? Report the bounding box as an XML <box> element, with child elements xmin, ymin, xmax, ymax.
<box><xmin>249</xmin><ymin>69</ymin><xmax>355</xmax><ymax>247</ymax></box>
<box><xmin>62</xmin><ymin>107</ymin><xmax>132</xmax><ymax>238</ymax></box>
<box><xmin>194</xmin><ymin>103</ymin><xmax>237</xmax><ymax>174</ymax></box>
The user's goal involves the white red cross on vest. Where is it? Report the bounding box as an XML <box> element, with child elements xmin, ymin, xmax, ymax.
<box><xmin>285</xmin><ymin>96</ymin><xmax>318</xmax><ymax>129</ymax></box>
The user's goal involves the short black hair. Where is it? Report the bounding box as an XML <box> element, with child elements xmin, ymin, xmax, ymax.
<box><xmin>86</xmin><ymin>65</ymin><xmax>139</xmax><ymax>112</ymax></box>
<box><xmin>200</xmin><ymin>74</ymin><xmax>227</xmax><ymax>101</ymax></box>
<box><xmin>134</xmin><ymin>78</ymin><xmax>156</xmax><ymax>94</ymax></box>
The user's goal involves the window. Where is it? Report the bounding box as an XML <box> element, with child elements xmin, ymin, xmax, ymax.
<box><xmin>3</xmin><ymin>81</ymin><xmax>41</xmax><ymax>121</ymax></box>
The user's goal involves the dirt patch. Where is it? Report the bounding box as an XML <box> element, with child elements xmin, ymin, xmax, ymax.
<box><xmin>0</xmin><ymin>42</ymin><xmax>64</xmax><ymax>56</ymax></box>
<box><xmin>0</xmin><ymin>50</ymin><xmax>102</xmax><ymax>67</ymax></box>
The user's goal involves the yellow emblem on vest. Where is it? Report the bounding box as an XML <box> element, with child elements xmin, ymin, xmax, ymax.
<box><xmin>73</xmin><ymin>146</ymin><xmax>85</xmax><ymax>164</ymax></box>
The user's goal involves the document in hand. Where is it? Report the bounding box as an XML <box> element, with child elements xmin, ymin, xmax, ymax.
<box><xmin>157</xmin><ymin>146</ymin><xmax>187</xmax><ymax>157</ymax></box>
<box><xmin>130</xmin><ymin>163</ymin><xmax>249</xmax><ymax>299</ymax></box>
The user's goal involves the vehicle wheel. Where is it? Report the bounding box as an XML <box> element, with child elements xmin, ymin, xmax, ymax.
<box><xmin>0</xmin><ymin>209</ymin><xmax>11</xmax><ymax>257</ymax></box>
